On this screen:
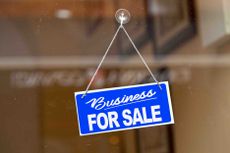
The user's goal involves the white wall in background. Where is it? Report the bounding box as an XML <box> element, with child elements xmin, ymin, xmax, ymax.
<box><xmin>197</xmin><ymin>0</ymin><xmax>230</xmax><ymax>47</ymax></box>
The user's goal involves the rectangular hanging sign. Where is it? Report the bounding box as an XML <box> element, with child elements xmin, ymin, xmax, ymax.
<box><xmin>74</xmin><ymin>81</ymin><xmax>174</xmax><ymax>136</ymax></box>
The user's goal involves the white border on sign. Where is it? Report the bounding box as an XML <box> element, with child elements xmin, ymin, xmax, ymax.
<box><xmin>74</xmin><ymin>81</ymin><xmax>174</xmax><ymax>136</ymax></box>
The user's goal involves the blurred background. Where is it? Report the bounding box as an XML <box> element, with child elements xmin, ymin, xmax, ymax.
<box><xmin>0</xmin><ymin>0</ymin><xmax>230</xmax><ymax>153</ymax></box>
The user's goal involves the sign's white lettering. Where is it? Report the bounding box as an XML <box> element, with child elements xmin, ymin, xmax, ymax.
<box><xmin>87</xmin><ymin>105</ymin><xmax>162</xmax><ymax>131</ymax></box>
<box><xmin>86</xmin><ymin>89</ymin><xmax>156</xmax><ymax>110</ymax></box>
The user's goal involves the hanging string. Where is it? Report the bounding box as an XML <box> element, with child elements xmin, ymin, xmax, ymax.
<box><xmin>81</xmin><ymin>26</ymin><xmax>122</xmax><ymax>98</ymax></box>
<box><xmin>82</xmin><ymin>9</ymin><xmax>161</xmax><ymax>98</ymax></box>
<box><xmin>121</xmin><ymin>26</ymin><xmax>162</xmax><ymax>90</ymax></box>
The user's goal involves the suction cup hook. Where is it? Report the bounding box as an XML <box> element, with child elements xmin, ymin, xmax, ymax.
<box><xmin>115</xmin><ymin>9</ymin><xmax>131</xmax><ymax>25</ymax></box>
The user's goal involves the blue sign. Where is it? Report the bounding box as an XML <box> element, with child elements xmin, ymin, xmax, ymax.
<box><xmin>74</xmin><ymin>81</ymin><xmax>174</xmax><ymax>136</ymax></box>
